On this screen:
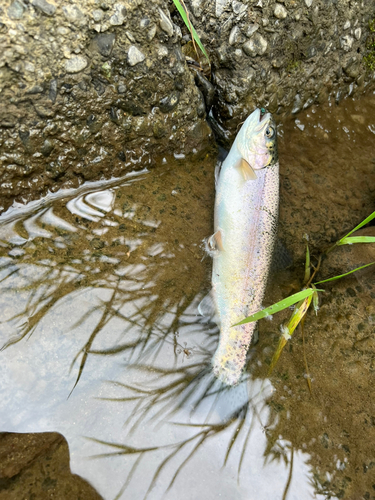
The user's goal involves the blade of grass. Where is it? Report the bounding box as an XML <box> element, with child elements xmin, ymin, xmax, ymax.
<box><xmin>172</xmin><ymin>0</ymin><xmax>210</xmax><ymax>64</ymax></box>
<box><xmin>327</xmin><ymin>210</ymin><xmax>375</xmax><ymax>253</ymax></box>
<box><xmin>314</xmin><ymin>261</ymin><xmax>375</xmax><ymax>284</ymax></box>
<box><xmin>233</xmin><ymin>288</ymin><xmax>323</xmax><ymax>327</ymax></box>
<box><xmin>338</xmin><ymin>236</ymin><xmax>375</xmax><ymax>245</ymax></box>
<box><xmin>268</xmin><ymin>294</ymin><xmax>312</xmax><ymax>375</ymax></box>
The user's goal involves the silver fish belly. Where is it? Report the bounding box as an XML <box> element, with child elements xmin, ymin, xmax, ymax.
<box><xmin>211</xmin><ymin>108</ymin><xmax>279</xmax><ymax>386</ymax></box>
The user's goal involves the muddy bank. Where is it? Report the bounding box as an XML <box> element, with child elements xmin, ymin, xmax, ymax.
<box><xmin>0</xmin><ymin>0</ymin><xmax>213</xmax><ymax>212</ymax></box>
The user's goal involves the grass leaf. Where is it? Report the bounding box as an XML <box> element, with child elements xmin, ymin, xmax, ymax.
<box><xmin>338</xmin><ymin>236</ymin><xmax>375</xmax><ymax>245</ymax></box>
<box><xmin>172</xmin><ymin>0</ymin><xmax>210</xmax><ymax>64</ymax></box>
<box><xmin>314</xmin><ymin>261</ymin><xmax>375</xmax><ymax>284</ymax></box>
<box><xmin>337</xmin><ymin>210</ymin><xmax>375</xmax><ymax>244</ymax></box>
<box><xmin>232</xmin><ymin>288</ymin><xmax>323</xmax><ymax>327</ymax></box>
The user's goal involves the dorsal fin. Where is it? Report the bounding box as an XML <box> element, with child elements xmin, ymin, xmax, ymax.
<box><xmin>236</xmin><ymin>158</ymin><xmax>257</xmax><ymax>181</ymax></box>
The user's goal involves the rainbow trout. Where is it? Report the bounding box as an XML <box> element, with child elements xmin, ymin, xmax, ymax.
<box><xmin>210</xmin><ymin>108</ymin><xmax>279</xmax><ymax>385</ymax></box>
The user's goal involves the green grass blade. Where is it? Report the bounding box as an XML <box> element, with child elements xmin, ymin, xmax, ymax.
<box><xmin>314</xmin><ymin>261</ymin><xmax>375</xmax><ymax>284</ymax></box>
<box><xmin>232</xmin><ymin>288</ymin><xmax>323</xmax><ymax>327</ymax></box>
<box><xmin>172</xmin><ymin>0</ymin><xmax>210</xmax><ymax>63</ymax></box>
<box><xmin>337</xmin><ymin>210</ymin><xmax>375</xmax><ymax>243</ymax></box>
<box><xmin>338</xmin><ymin>236</ymin><xmax>375</xmax><ymax>245</ymax></box>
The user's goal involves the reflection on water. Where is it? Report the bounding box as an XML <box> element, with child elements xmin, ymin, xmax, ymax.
<box><xmin>1</xmin><ymin>93</ymin><xmax>375</xmax><ymax>500</ymax></box>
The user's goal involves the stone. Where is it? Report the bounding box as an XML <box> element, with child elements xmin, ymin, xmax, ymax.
<box><xmin>246</xmin><ymin>23</ymin><xmax>259</xmax><ymax>37</ymax></box>
<box><xmin>64</xmin><ymin>56</ymin><xmax>88</xmax><ymax>73</ymax></box>
<box><xmin>242</xmin><ymin>33</ymin><xmax>268</xmax><ymax>57</ymax></box>
<box><xmin>159</xmin><ymin>91</ymin><xmax>180</xmax><ymax>113</ymax></box>
<box><xmin>127</xmin><ymin>46</ymin><xmax>145</xmax><ymax>66</ymax></box>
<box><xmin>305</xmin><ymin>0</ymin><xmax>312</xmax><ymax>6</ymax></box>
<box><xmin>354</xmin><ymin>28</ymin><xmax>361</xmax><ymax>41</ymax></box>
<box><xmin>229</xmin><ymin>26</ymin><xmax>245</xmax><ymax>46</ymax></box>
<box><xmin>110</xmin><ymin>3</ymin><xmax>126</xmax><ymax>26</ymax></box>
<box><xmin>291</xmin><ymin>93</ymin><xmax>302</xmax><ymax>114</ymax></box>
<box><xmin>343</xmin><ymin>20</ymin><xmax>350</xmax><ymax>30</ymax></box>
<box><xmin>30</xmin><ymin>0</ymin><xmax>56</xmax><ymax>16</ymax></box>
<box><xmin>232</xmin><ymin>1</ymin><xmax>246</xmax><ymax>15</ymax></box>
<box><xmin>216</xmin><ymin>0</ymin><xmax>230</xmax><ymax>17</ymax></box>
<box><xmin>191</xmin><ymin>0</ymin><xmax>202</xmax><ymax>17</ymax></box>
<box><xmin>274</xmin><ymin>4</ymin><xmax>287</xmax><ymax>19</ymax></box>
<box><xmin>93</xmin><ymin>33</ymin><xmax>116</xmax><ymax>57</ymax></box>
<box><xmin>92</xmin><ymin>10</ymin><xmax>104</xmax><ymax>22</ymax></box>
<box><xmin>7</xmin><ymin>0</ymin><xmax>25</xmax><ymax>20</ymax></box>
<box><xmin>62</xmin><ymin>5</ymin><xmax>85</xmax><ymax>25</ymax></box>
<box><xmin>340</xmin><ymin>35</ymin><xmax>353</xmax><ymax>52</ymax></box>
<box><xmin>159</xmin><ymin>8</ymin><xmax>174</xmax><ymax>37</ymax></box>
<box><xmin>147</xmin><ymin>25</ymin><xmax>157</xmax><ymax>42</ymax></box>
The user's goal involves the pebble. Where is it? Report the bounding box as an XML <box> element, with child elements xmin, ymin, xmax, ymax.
<box><xmin>7</xmin><ymin>0</ymin><xmax>25</xmax><ymax>20</ymax></box>
<box><xmin>242</xmin><ymin>33</ymin><xmax>268</xmax><ymax>57</ymax></box>
<box><xmin>343</xmin><ymin>20</ymin><xmax>350</xmax><ymax>30</ymax></box>
<box><xmin>30</xmin><ymin>0</ymin><xmax>56</xmax><ymax>16</ymax></box>
<box><xmin>232</xmin><ymin>1</ymin><xmax>246</xmax><ymax>15</ymax></box>
<box><xmin>229</xmin><ymin>26</ymin><xmax>245</xmax><ymax>45</ymax></box>
<box><xmin>94</xmin><ymin>33</ymin><xmax>116</xmax><ymax>57</ymax></box>
<box><xmin>62</xmin><ymin>5</ymin><xmax>86</xmax><ymax>25</ymax></box>
<box><xmin>65</xmin><ymin>56</ymin><xmax>88</xmax><ymax>73</ymax></box>
<box><xmin>340</xmin><ymin>35</ymin><xmax>353</xmax><ymax>52</ymax></box>
<box><xmin>128</xmin><ymin>45</ymin><xmax>145</xmax><ymax>66</ymax></box>
<box><xmin>246</xmin><ymin>23</ymin><xmax>259</xmax><ymax>37</ymax></box>
<box><xmin>305</xmin><ymin>0</ymin><xmax>312</xmax><ymax>6</ymax></box>
<box><xmin>110</xmin><ymin>3</ymin><xmax>127</xmax><ymax>26</ymax></box>
<box><xmin>354</xmin><ymin>28</ymin><xmax>361</xmax><ymax>41</ymax></box>
<box><xmin>147</xmin><ymin>25</ymin><xmax>157</xmax><ymax>42</ymax></box>
<box><xmin>158</xmin><ymin>46</ymin><xmax>169</xmax><ymax>58</ymax></box>
<box><xmin>159</xmin><ymin>8</ymin><xmax>174</xmax><ymax>37</ymax></box>
<box><xmin>159</xmin><ymin>91</ymin><xmax>180</xmax><ymax>113</ymax></box>
<box><xmin>216</xmin><ymin>0</ymin><xmax>229</xmax><ymax>17</ymax></box>
<box><xmin>92</xmin><ymin>9</ymin><xmax>104</xmax><ymax>22</ymax></box>
<box><xmin>274</xmin><ymin>4</ymin><xmax>287</xmax><ymax>19</ymax></box>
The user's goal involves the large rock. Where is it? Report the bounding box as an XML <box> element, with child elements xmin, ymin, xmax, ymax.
<box><xmin>182</xmin><ymin>0</ymin><xmax>375</xmax><ymax>143</ymax></box>
<box><xmin>0</xmin><ymin>0</ymin><xmax>212</xmax><ymax>212</ymax></box>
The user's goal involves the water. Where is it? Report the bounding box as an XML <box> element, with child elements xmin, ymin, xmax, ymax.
<box><xmin>1</xmin><ymin>93</ymin><xmax>375</xmax><ymax>500</ymax></box>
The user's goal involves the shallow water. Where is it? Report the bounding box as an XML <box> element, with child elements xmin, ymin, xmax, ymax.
<box><xmin>0</xmin><ymin>93</ymin><xmax>375</xmax><ymax>500</ymax></box>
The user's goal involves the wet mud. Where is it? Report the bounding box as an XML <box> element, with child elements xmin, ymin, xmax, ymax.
<box><xmin>0</xmin><ymin>92</ymin><xmax>374</xmax><ymax>499</ymax></box>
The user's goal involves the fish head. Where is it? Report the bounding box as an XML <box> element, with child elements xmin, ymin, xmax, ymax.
<box><xmin>236</xmin><ymin>108</ymin><xmax>278</xmax><ymax>170</ymax></box>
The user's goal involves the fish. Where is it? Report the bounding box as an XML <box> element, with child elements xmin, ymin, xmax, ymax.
<box><xmin>210</xmin><ymin>107</ymin><xmax>279</xmax><ymax>386</ymax></box>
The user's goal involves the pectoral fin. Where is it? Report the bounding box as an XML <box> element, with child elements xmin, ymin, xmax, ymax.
<box><xmin>205</xmin><ymin>230</ymin><xmax>224</xmax><ymax>255</ymax></box>
<box><xmin>236</xmin><ymin>158</ymin><xmax>257</xmax><ymax>181</ymax></box>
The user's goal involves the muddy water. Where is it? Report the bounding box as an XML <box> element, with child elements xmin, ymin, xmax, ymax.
<box><xmin>0</xmin><ymin>93</ymin><xmax>375</xmax><ymax>500</ymax></box>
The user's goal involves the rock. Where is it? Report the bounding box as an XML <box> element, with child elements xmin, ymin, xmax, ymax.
<box><xmin>340</xmin><ymin>35</ymin><xmax>353</xmax><ymax>52</ymax></box>
<box><xmin>305</xmin><ymin>0</ymin><xmax>312</xmax><ymax>6</ymax></box>
<box><xmin>343</xmin><ymin>20</ymin><xmax>350</xmax><ymax>30</ymax></box>
<box><xmin>147</xmin><ymin>25</ymin><xmax>157</xmax><ymax>42</ymax></box>
<box><xmin>291</xmin><ymin>93</ymin><xmax>302</xmax><ymax>114</ymax></box>
<box><xmin>194</xmin><ymin>70</ymin><xmax>215</xmax><ymax>109</ymax></box>
<box><xmin>216</xmin><ymin>0</ymin><xmax>230</xmax><ymax>17</ymax></box>
<box><xmin>159</xmin><ymin>91</ymin><xmax>180</xmax><ymax>113</ymax></box>
<box><xmin>92</xmin><ymin>10</ymin><xmax>104</xmax><ymax>22</ymax></box>
<box><xmin>49</xmin><ymin>79</ymin><xmax>57</xmax><ymax>102</ymax></box>
<box><xmin>246</xmin><ymin>23</ymin><xmax>259</xmax><ymax>37</ymax></box>
<box><xmin>127</xmin><ymin>46</ymin><xmax>145</xmax><ymax>66</ymax></box>
<box><xmin>159</xmin><ymin>8</ymin><xmax>173</xmax><ymax>37</ymax></box>
<box><xmin>354</xmin><ymin>28</ymin><xmax>361</xmax><ymax>41</ymax></box>
<box><xmin>7</xmin><ymin>0</ymin><xmax>25</xmax><ymax>20</ymax></box>
<box><xmin>229</xmin><ymin>26</ymin><xmax>245</xmax><ymax>46</ymax></box>
<box><xmin>110</xmin><ymin>3</ymin><xmax>127</xmax><ymax>26</ymax></box>
<box><xmin>30</xmin><ymin>0</ymin><xmax>56</xmax><ymax>16</ymax></box>
<box><xmin>232</xmin><ymin>1</ymin><xmax>246</xmax><ymax>15</ymax></box>
<box><xmin>62</xmin><ymin>5</ymin><xmax>86</xmax><ymax>25</ymax></box>
<box><xmin>93</xmin><ymin>33</ymin><xmax>116</xmax><ymax>57</ymax></box>
<box><xmin>243</xmin><ymin>33</ymin><xmax>268</xmax><ymax>57</ymax></box>
<box><xmin>64</xmin><ymin>56</ymin><xmax>88</xmax><ymax>73</ymax></box>
<box><xmin>41</xmin><ymin>139</ymin><xmax>54</xmax><ymax>157</ymax></box>
<box><xmin>274</xmin><ymin>4</ymin><xmax>287</xmax><ymax>19</ymax></box>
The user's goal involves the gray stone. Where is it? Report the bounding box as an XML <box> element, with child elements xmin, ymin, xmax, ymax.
<box><xmin>62</xmin><ymin>5</ymin><xmax>86</xmax><ymax>25</ymax></box>
<box><xmin>274</xmin><ymin>4</ymin><xmax>287</xmax><ymax>20</ymax></box>
<box><xmin>229</xmin><ymin>26</ymin><xmax>245</xmax><ymax>46</ymax></box>
<box><xmin>140</xmin><ymin>18</ymin><xmax>150</xmax><ymax>28</ymax></box>
<box><xmin>216</xmin><ymin>0</ymin><xmax>229</xmax><ymax>18</ymax></box>
<box><xmin>93</xmin><ymin>33</ymin><xmax>116</xmax><ymax>57</ymax></box>
<box><xmin>343</xmin><ymin>20</ymin><xmax>350</xmax><ymax>30</ymax></box>
<box><xmin>128</xmin><ymin>46</ymin><xmax>145</xmax><ymax>66</ymax></box>
<box><xmin>242</xmin><ymin>33</ymin><xmax>268</xmax><ymax>57</ymax></box>
<box><xmin>292</xmin><ymin>93</ymin><xmax>302</xmax><ymax>114</ymax></box>
<box><xmin>159</xmin><ymin>91</ymin><xmax>180</xmax><ymax>113</ymax></box>
<box><xmin>117</xmin><ymin>84</ymin><xmax>126</xmax><ymax>93</ymax></box>
<box><xmin>49</xmin><ymin>79</ymin><xmax>57</xmax><ymax>102</ymax></box>
<box><xmin>304</xmin><ymin>0</ymin><xmax>312</xmax><ymax>6</ymax></box>
<box><xmin>30</xmin><ymin>0</ymin><xmax>56</xmax><ymax>16</ymax></box>
<box><xmin>340</xmin><ymin>35</ymin><xmax>353</xmax><ymax>52</ymax></box>
<box><xmin>159</xmin><ymin>8</ymin><xmax>174</xmax><ymax>37</ymax></box>
<box><xmin>92</xmin><ymin>9</ymin><xmax>104</xmax><ymax>22</ymax></box>
<box><xmin>65</xmin><ymin>56</ymin><xmax>88</xmax><ymax>73</ymax></box>
<box><xmin>246</xmin><ymin>23</ymin><xmax>259</xmax><ymax>37</ymax></box>
<box><xmin>7</xmin><ymin>0</ymin><xmax>25</xmax><ymax>20</ymax></box>
<box><xmin>110</xmin><ymin>3</ymin><xmax>127</xmax><ymax>26</ymax></box>
<box><xmin>147</xmin><ymin>25</ymin><xmax>157</xmax><ymax>42</ymax></box>
<box><xmin>354</xmin><ymin>28</ymin><xmax>361</xmax><ymax>41</ymax></box>
<box><xmin>191</xmin><ymin>0</ymin><xmax>202</xmax><ymax>17</ymax></box>
<box><xmin>232</xmin><ymin>1</ymin><xmax>246</xmax><ymax>15</ymax></box>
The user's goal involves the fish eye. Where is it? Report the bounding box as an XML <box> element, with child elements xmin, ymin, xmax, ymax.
<box><xmin>265</xmin><ymin>126</ymin><xmax>275</xmax><ymax>138</ymax></box>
